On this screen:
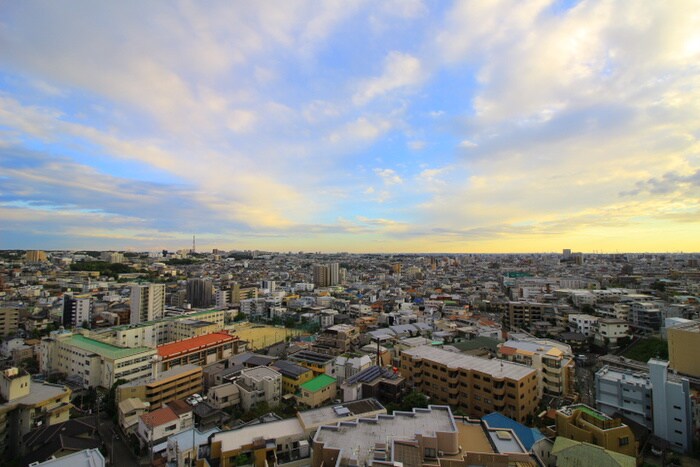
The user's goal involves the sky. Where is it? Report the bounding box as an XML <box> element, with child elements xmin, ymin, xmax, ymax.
<box><xmin>1</xmin><ymin>0</ymin><xmax>699</xmax><ymax>253</ymax></box>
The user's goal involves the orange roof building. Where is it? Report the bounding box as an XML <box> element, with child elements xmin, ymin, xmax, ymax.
<box><xmin>156</xmin><ymin>331</ymin><xmax>242</xmax><ymax>370</ymax></box>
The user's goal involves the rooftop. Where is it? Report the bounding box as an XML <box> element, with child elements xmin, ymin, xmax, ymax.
<box><xmin>157</xmin><ymin>331</ymin><xmax>236</xmax><ymax>359</ymax></box>
<box><xmin>313</xmin><ymin>406</ymin><xmax>456</xmax><ymax>467</ymax></box>
<box><xmin>67</xmin><ymin>334</ymin><xmax>153</xmax><ymax>360</ymax></box>
<box><xmin>140</xmin><ymin>406</ymin><xmax>178</xmax><ymax>428</ymax></box>
<box><xmin>403</xmin><ymin>345</ymin><xmax>536</xmax><ymax>380</ymax></box>
<box><xmin>119</xmin><ymin>363</ymin><xmax>202</xmax><ymax>388</ymax></box>
<box><xmin>297</xmin><ymin>398</ymin><xmax>386</xmax><ymax>432</ymax></box>
<box><xmin>300</xmin><ymin>374</ymin><xmax>336</xmax><ymax>392</ymax></box>
<box><xmin>30</xmin><ymin>448</ymin><xmax>105</xmax><ymax>467</ymax></box>
<box><xmin>212</xmin><ymin>417</ymin><xmax>304</xmax><ymax>453</ymax></box>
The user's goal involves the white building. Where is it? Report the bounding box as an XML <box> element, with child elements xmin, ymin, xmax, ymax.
<box><xmin>334</xmin><ymin>355</ymin><xmax>373</xmax><ymax>384</ymax></box>
<box><xmin>593</xmin><ymin>319</ymin><xmax>629</xmax><ymax>349</ymax></box>
<box><xmin>130</xmin><ymin>283</ymin><xmax>165</xmax><ymax>324</ymax></box>
<box><xmin>568</xmin><ymin>314</ymin><xmax>598</xmax><ymax>337</ymax></box>
<box><xmin>236</xmin><ymin>366</ymin><xmax>282</xmax><ymax>411</ymax></box>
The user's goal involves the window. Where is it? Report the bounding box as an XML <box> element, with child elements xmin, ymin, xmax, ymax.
<box><xmin>619</xmin><ymin>437</ymin><xmax>629</xmax><ymax>446</ymax></box>
<box><xmin>424</xmin><ymin>448</ymin><xmax>436</xmax><ymax>458</ymax></box>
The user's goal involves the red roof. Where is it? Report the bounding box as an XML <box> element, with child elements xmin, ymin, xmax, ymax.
<box><xmin>140</xmin><ymin>406</ymin><xmax>177</xmax><ymax>428</ymax></box>
<box><xmin>157</xmin><ymin>331</ymin><xmax>236</xmax><ymax>359</ymax></box>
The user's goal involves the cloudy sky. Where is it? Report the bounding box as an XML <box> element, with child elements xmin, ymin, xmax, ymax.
<box><xmin>1</xmin><ymin>0</ymin><xmax>699</xmax><ymax>253</ymax></box>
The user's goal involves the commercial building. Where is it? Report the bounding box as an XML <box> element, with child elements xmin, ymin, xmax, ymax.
<box><xmin>497</xmin><ymin>338</ymin><xmax>576</xmax><ymax>398</ymax></box>
<box><xmin>116</xmin><ymin>364</ymin><xmax>203</xmax><ymax>410</ymax></box>
<box><xmin>0</xmin><ymin>368</ymin><xmax>72</xmax><ymax>457</ymax></box>
<box><xmin>156</xmin><ymin>331</ymin><xmax>241</xmax><ymax>371</ymax></box>
<box><xmin>130</xmin><ymin>283</ymin><xmax>165</xmax><ymax>324</ymax></box>
<box><xmin>667</xmin><ymin>320</ymin><xmax>700</xmax><ymax>378</ymax></box>
<box><xmin>39</xmin><ymin>331</ymin><xmax>156</xmax><ymax>389</ymax></box>
<box><xmin>554</xmin><ymin>404</ymin><xmax>638</xmax><ymax>460</ymax></box>
<box><xmin>297</xmin><ymin>374</ymin><xmax>337</xmax><ymax>408</ymax></box>
<box><xmin>400</xmin><ymin>346</ymin><xmax>540</xmax><ymax>422</ymax></box>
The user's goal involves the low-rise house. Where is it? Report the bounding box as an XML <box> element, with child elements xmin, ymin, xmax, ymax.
<box><xmin>297</xmin><ymin>374</ymin><xmax>337</xmax><ymax>408</ymax></box>
<box><xmin>207</xmin><ymin>382</ymin><xmax>240</xmax><ymax>410</ymax></box>
<box><xmin>118</xmin><ymin>397</ymin><xmax>150</xmax><ymax>435</ymax></box>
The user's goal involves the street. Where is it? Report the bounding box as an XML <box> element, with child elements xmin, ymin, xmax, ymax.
<box><xmin>96</xmin><ymin>412</ymin><xmax>139</xmax><ymax>467</ymax></box>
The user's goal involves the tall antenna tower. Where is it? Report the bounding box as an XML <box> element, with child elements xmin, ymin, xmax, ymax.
<box><xmin>192</xmin><ymin>235</ymin><xmax>196</xmax><ymax>254</ymax></box>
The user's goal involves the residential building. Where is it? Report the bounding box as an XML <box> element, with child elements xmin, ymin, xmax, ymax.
<box><xmin>667</xmin><ymin>320</ymin><xmax>700</xmax><ymax>378</ymax></box>
<box><xmin>312</xmin><ymin>324</ymin><xmax>360</xmax><ymax>356</ymax></box>
<box><xmin>130</xmin><ymin>283</ymin><xmax>165</xmax><ymax>324</ymax></box>
<box><xmin>187</xmin><ymin>278</ymin><xmax>213</xmax><ymax>308</ymax></box>
<box><xmin>156</xmin><ymin>331</ymin><xmax>240</xmax><ymax>371</ymax></box>
<box><xmin>136</xmin><ymin>402</ymin><xmax>193</xmax><ymax>449</ymax></box>
<box><xmin>333</xmin><ymin>354</ymin><xmax>372</xmax><ymax>383</ymax></box>
<box><xmin>207</xmin><ymin>383</ymin><xmax>241</xmax><ymax>410</ymax></box>
<box><xmin>649</xmin><ymin>359</ymin><xmax>693</xmax><ymax>453</ymax></box>
<box><xmin>595</xmin><ymin>366</ymin><xmax>652</xmax><ymax>430</ymax></box>
<box><xmin>297</xmin><ymin>374</ymin><xmax>337</xmax><ymax>408</ymax></box>
<box><xmin>507</xmin><ymin>301</ymin><xmax>552</xmax><ymax>330</ymax></box>
<box><xmin>25</xmin><ymin>250</ymin><xmax>48</xmax><ymax>262</ymax></box>
<box><xmin>271</xmin><ymin>360</ymin><xmax>314</xmax><ymax>396</ymax></box>
<box><xmin>236</xmin><ymin>366</ymin><xmax>282</xmax><ymax>411</ymax></box>
<box><xmin>628</xmin><ymin>302</ymin><xmax>662</xmax><ymax>334</ymax></box>
<box><xmin>62</xmin><ymin>294</ymin><xmax>92</xmax><ymax>328</ymax></box>
<box><xmin>400</xmin><ymin>346</ymin><xmax>540</xmax><ymax>422</ymax></box>
<box><xmin>0</xmin><ymin>368</ymin><xmax>72</xmax><ymax>457</ymax></box>
<box><xmin>39</xmin><ymin>331</ymin><xmax>155</xmax><ymax>389</ymax></box>
<box><xmin>116</xmin><ymin>364</ymin><xmax>203</xmax><ymax>410</ymax></box>
<box><xmin>0</xmin><ymin>308</ymin><xmax>20</xmax><ymax>337</ymax></box>
<box><xmin>287</xmin><ymin>350</ymin><xmax>336</xmax><ymax>376</ymax></box>
<box><xmin>312</xmin><ymin>263</ymin><xmax>339</xmax><ymax>287</ymax></box>
<box><xmin>568</xmin><ymin>314</ymin><xmax>598</xmax><ymax>337</ymax></box>
<box><xmin>594</xmin><ymin>319</ymin><xmax>629</xmax><ymax>349</ymax></box>
<box><xmin>554</xmin><ymin>404</ymin><xmax>638</xmax><ymax>460</ymax></box>
<box><xmin>20</xmin><ymin>418</ymin><xmax>102</xmax><ymax>465</ymax></box>
<box><xmin>340</xmin><ymin>365</ymin><xmax>406</xmax><ymax>403</ymax></box>
<box><xmin>497</xmin><ymin>338</ymin><xmax>576</xmax><ymax>398</ymax></box>
<box><xmin>118</xmin><ymin>397</ymin><xmax>150</xmax><ymax>435</ymax></box>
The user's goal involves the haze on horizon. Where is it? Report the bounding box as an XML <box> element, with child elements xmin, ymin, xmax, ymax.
<box><xmin>1</xmin><ymin>1</ymin><xmax>699</xmax><ymax>254</ymax></box>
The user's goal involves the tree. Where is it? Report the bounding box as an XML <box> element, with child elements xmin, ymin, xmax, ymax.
<box><xmin>233</xmin><ymin>312</ymin><xmax>247</xmax><ymax>322</ymax></box>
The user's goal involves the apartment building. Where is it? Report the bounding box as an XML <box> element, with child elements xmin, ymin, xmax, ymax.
<box><xmin>497</xmin><ymin>338</ymin><xmax>575</xmax><ymax>398</ymax></box>
<box><xmin>62</xmin><ymin>294</ymin><xmax>92</xmax><ymax>328</ymax></box>
<box><xmin>312</xmin><ymin>324</ymin><xmax>360</xmax><ymax>356</ymax></box>
<box><xmin>116</xmin><ymin>364</ymin><xmax>203</xmax><ymax>410</ymax></box>
<box><xmin>507</xmin><ymin>302</ymin><xmax>552</xmax><ymax>330</ymax></box>
<box><xmin>400</xmin><ymin>346</ymin><xmax>540</xmax><ymax>422</ymax></box>
<box><xmin>236</xmin><ymin>366</ymin><xmax>282</xmax><ymax>411</ymax></box>
<box><xmin>596</xmin><ymin>366</ymin><xmax>652</xmax><ymax>430</ymax></box>
<box><xmin>156</xmin><ymin>331</ymin><xmax>240</xmax><ymax>371</ymax></box>
<box><xmin>0</xmin><ymin>368</ymin><xmax>72</xmax><ymax>457</ymax></box>
<box><xmin>568</xmin><ymin>314</ymin><xmax>598</xmax><ymax>337</ymax></box>
<box><xmin>0</xmin><ymin>308</ymin><xmax>20</xmax><ymax>337</ymax></box>
<box><xmin>555</xmin><ymin>404</ymin><xmax>638</xmax><ymax>460</ymax></box>
<box><xmin>593</xmin><ymin>319</ymin><xmax>629</xmax><ymax>349</ymax></box>
<box><xmin>649</xmin><ymin>359</ymin><xmax>693</xmax><ymax>453</ymax></box>
<box><xmin>130</xmin><ymin>283</ymin><xmax>165</xmax><ymax>324</ymax></box>
<box><xmin>39</xmin><ymin>331</ymin><xmax>155</xmax><ymax>389</ymax></box>
<box><xmin>667</xmin><ymin>320</ymin><xmax>700</xmax><ymax>378</ymax></box>
<box><xmin>628</xmin><ymin>302</ymin><xmax>662</xmax><ymax>334</ymax></box>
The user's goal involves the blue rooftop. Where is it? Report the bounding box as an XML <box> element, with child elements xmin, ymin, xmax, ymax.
<box><xmin>483</xmin><ymin>412</ymin><xmax>544</xmax><ymax>451</ymax></box>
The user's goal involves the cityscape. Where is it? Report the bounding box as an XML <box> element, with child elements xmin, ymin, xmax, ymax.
<box><xmin>0</xmin><ymin>249</ymin><xmax>699</xmax><ymax>466</ymax></box>
<box><xmin>1</xmin><ymin>1</ymin><xmax>700</xmax><ymax>467</ymax></box>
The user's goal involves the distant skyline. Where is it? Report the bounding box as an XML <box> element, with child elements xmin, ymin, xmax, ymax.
<box><xmin>1</xmin><ymin>1</ymin><xmax>699</xmax><ymax>253</ymax></box>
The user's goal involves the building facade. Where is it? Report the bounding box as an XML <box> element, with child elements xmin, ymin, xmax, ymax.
<box><xmin>130</xmin><ymin>283</ymin><xmax>165</xmax><ymax>324</ymax></box>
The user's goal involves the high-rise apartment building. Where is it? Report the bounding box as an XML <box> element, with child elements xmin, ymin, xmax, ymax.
<box><xmin>667</xmin><ymin>320</ymin><xmax>700</xmax><ymax>378</ymax></box>
<box><xmin>312</xmin><ymin>263</ymin><xmax>339</xmax><ymax>287</ymax></box>
<box><xmin>62</xmin><ymin>294</ymin><xmax>92</xmax><ymax>328</ymax></box>
<box><xmin>0</xmin><ymin>308</ymin><xmax>20</xmax><ymax>337</ymax></box>
<box><xmin>187</xmin><ymin>278</ymin><xmax>213</xmax><ymax>308</ymax></box>
<box><xmin>130</xmin><ymin>283</ymin><xmax>166</xmax><ymax>324</ymax></box>
<box><xmin>24</xmin><ymin>250</ymin><xmax>47</xmax><ymax>262</ymax></box>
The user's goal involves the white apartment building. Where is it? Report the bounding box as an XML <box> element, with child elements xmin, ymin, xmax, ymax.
<box><xmin>568</xmin><ymin>313</ymin><xmax>598</xmax><ymax>337</ymax></box>
<box><xmin>130</xmin><ymin>283</ymin><xmax>165</xmax><ymax>324</ymax></box>
<box><xmin>236</xmin><ymin>366</ymin><xmax>282</xmax><ymax>411</ymax></box>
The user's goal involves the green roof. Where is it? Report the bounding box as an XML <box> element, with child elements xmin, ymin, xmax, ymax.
<box><xmin>576</xmin><ymin>405</ymin><xmax>609</xmax><ymax>421</ymax></box>
<box><xmin>68</xmin><ymin>334</ymin><xmax>154</xmax><ymax>360</ymax></box>
<box><xmin>300</xmin><ymin>374</ymin><xmax>336</xmax><ymax>392</ymax></box>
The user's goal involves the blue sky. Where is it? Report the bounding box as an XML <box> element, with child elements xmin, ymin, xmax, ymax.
<box><xmin>1</xmin><ymin>0</ymin><xmax>699</xmax><ymax>253</ymax></box>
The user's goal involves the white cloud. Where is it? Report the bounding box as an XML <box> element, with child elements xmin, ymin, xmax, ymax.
<box><xmin>373</xmin><ymin>168</ymin><xmax>403</xmax><ymax>185</ymax></box>
<box><xmin>353</xmin><ymin>51</ymin><xmax>424</xmax><ymax>105</ymax></box>
<box><xmin>458</xmin><ymin>139</ymin><xmax>478</xmax><ymax>148</ymax></box>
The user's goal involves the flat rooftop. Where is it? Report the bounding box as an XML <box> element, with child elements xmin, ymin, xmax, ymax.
<box><xmin>313</xmin><ymin>406</ymin><xmax>456</xmax><ymax>467</ymax></box>
<box><xmin>403</xmin><ymin>346</ymin><xmax>536</xmax><ymax>380</ymax></box>
<box><xmin>212</xmin><ymin>418</ymin><xmax>304</xmax><ymax>453</ymax></box>
<box><xmin>298</xmin><ymin>398</ymin><xmax>386</xmax><ymax>432</ymax></box>
<box><xmin>119</xmin><ymin>363</ymin><xmax>201</xmax><ymax>388</ymax></box>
